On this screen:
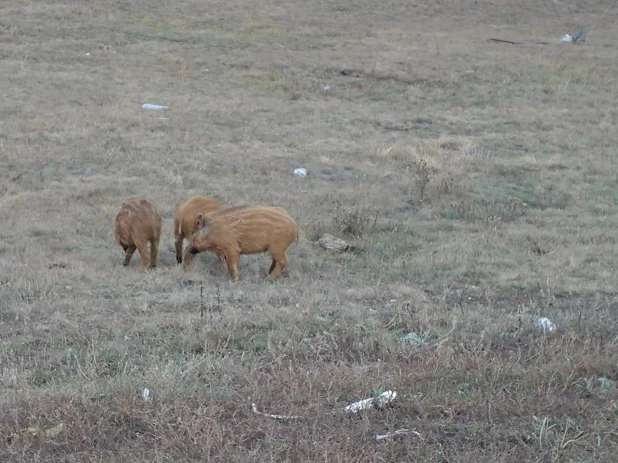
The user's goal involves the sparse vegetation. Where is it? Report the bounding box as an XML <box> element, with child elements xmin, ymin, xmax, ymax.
<box><xmin>2</xmin><ymin>0</ymin><xmax>618</xmax><ymax>461</ymax></box>
<box><xmin>332</xmin><ymin>204</ymin><xmax>377</xmax><ymax>238</ymax></box>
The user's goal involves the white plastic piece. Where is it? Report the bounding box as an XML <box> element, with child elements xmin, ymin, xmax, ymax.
<box><xmin>141</xmin><ymin>103</ymin><xmax>168</xmax><ymax>110</ymax></box>
<box><xmin>344</xmin><ymin>390</ymin><xmax>397</xmax><ymax>413</ymax></box>
<box><xmin>536</xmin><ymin>316</ymin><xmax>556</xmax><ymax>332</ymax></box>
<box><xmin>293</xmin><ymin>167</ymin><xmax>307</xmax><ymax>177</ymax></box>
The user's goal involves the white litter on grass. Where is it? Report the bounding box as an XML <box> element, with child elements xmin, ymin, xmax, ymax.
<box><xmin>251</xmin><ymin>403</ymin><xmax>301</xmax><ymax>420</ymax></box>
<box><xmin>571</xmin><ymin>29</ymin><xmax>586</xmax><ymax>43</ymax></box>
<box><xmin>561</xmin><ymin>29</ymin><xmax>586</xmax><ymax>44</ymax></box>
<box><xmin>375</xmin><ymin>428</ymin><xmax>422</xmax><ymax>441</ymax></box>
<box><xmin>141</xmin><ymin>388</ymin><xmax>150</xmax><ymax>400</ymax></box>
<box><xmin>344</xmin><ymin>390</ymin><xmax>397</xmax><ymax>413</ymax></box>
<box><xmin>251</xmin><ymin>389</ymin><xmax>398</xmax><ymax>420</ymax></box>
<box><xmin>536</xmin><ymin>316</ymin><xmax>556</xmax><ymax>333</ymax></box>
<box><xmin>141</xmin><ymin>103</ymin><xmax>168</xmax><ymax>110</ymax></box>
<box><xmin>293</xmin><ymin>167</ymin><xmax>307</xmax><ymax>177</ymax></box>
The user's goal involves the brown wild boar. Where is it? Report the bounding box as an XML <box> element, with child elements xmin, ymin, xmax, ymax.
<box><xmin>173</xmin><ymin>195</ymin><xmax>225</xmax><ymax>265</ymax></box>
<box><xmin>113</xmin><ymin>197</ymin><xmax>163</xmax><ymax>269</ymax></box>
<box><xmin>187</xmin><ymin>205</ymin><xmax>299</xmax><ymax>281</ymax></box>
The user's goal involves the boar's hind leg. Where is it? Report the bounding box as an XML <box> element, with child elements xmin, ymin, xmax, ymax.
<box><xmin>268</xmin><ymin>252</ymin><xmax>287</xmax><ymax>278</ymax></box>
<box><xmin>134</xmin><ymin>239</ymin><xmax>151</xmax><ymax>269</ymax></box>
<box><xmin>150</xmin><ymin>237</ymin><xmax>160</xmax><ymax>268</ymax></box>
<box><xmin>123</xmin><ymin>245</ymin><xmax>136</xmax><ymax>266</ymax></box>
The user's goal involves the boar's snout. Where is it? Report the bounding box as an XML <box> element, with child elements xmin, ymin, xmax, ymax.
<box><xmin>189</xmin><ymin>246</ymin><xmax>199</xmax><ymax>255</ymax></box>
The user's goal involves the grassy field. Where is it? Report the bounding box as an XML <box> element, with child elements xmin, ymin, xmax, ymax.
<box><xmin>2</xmin><ymin>0</ymin><xmax>618</xmax><ymax>461</ymax></box>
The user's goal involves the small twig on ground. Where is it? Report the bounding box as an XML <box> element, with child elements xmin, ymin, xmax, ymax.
<box><xmin>216</xmin><ymin>283</ymin><xmax>221</xmax><ymax>311</ymax></box>
<box><xmin>376</xmin><ymin>428</ymin><xmax>422</xmax><ymax>441</ymax></box>
<box><xmin>200</xmin><ymin>285</ymin><xmax>204</xmax><ymax>318</ymax></box>
<box><xmin>488</xmin><ymin>38</ymin><xmax>551</xmax><ymax>45</ymax></box>
<box><xmin>251</xmin><ymin>403</ymin><xmax>301</xmax><ymax>420</ymax></box>
<box><xmin>488</xmin><ymin>38</ymin><xmax>523</xmax><ymax>44</ymax></box>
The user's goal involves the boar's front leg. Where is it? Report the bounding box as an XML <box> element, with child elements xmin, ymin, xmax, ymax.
<box><xmin>215</xmin><ymin>250</ymin><xmax>227</xmax><ymax>271</ymax></box>
<box><xmin>182</xmin><ymin>246</ymin><xmax>198</xmax><ymax>268</ymax></box>
<box><xmin>174</xmin><ymin>232</ymin><xmax>185</xmax><ymax>264</ymax></box>
<box><xmin>149</xmin><ymin>237</ymin><xmax>160</xmax><ymax>269</ymax></box>
<box><xmin>223</xmin><ymin>249</ymin><xmax>241</xmax><ymax>281</ymax></box>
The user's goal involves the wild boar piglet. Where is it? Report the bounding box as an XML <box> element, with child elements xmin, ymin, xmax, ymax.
<box><xmin>113</xmin><ymin>197</ymin><xmax>162</xmax><ymax>269</ymax></box>
<box><xmin>173</xmin><ymin>195</ymin><xmax>225</xmax><ymax>266</ymax></box>
<box><xmin>188</xmin><ymin>205</ymin><xmax>299</xmax><ymax>281</ymax></box>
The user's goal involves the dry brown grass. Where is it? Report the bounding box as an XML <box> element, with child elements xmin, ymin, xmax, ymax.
<box><xmin>2</xmin><ymin>0</ymin><xmax>618</xmax><ymax>461</ymax></box>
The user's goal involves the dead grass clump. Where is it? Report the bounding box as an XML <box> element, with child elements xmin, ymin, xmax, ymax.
<box><xmin>375</xmin><ymin>136</ymin><xmax>484</xmax><ymax>205</ymax></box>
<box><xmin>332</xmin><ymin>206</ymin><xmax>377</xmax><ymax>238</ymax></box>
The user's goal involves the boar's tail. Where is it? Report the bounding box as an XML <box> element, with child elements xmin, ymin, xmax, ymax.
<box><xmin>294</xmin><ymin>226</ymin><xmax>301</xmax><ymax>247</ymax></box>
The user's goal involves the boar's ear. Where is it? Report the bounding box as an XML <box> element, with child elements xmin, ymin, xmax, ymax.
<box><xmin>195</xmin><ymin>213</ymin><xmax>205</xmax><ymax>229</ymax></box>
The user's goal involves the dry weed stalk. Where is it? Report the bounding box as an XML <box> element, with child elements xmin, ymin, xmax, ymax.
<box><xmin>375</xmin><ymin>137</ymin><xmax>480</xmax><ymax>205</ymax></box>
